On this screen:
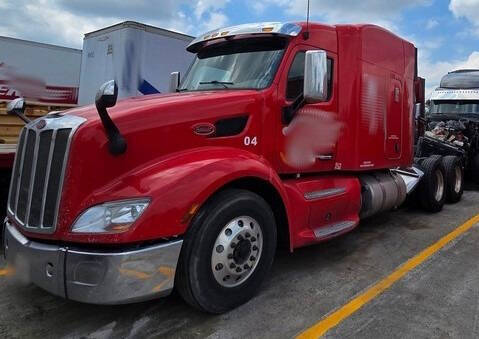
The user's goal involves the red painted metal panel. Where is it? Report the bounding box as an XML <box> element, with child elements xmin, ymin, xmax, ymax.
<box><xmin>334</xmin><ymin>24</ymin><xmax>415</xmax><ymax>171</ymax></box>
<box><xmin>284</xmin><ymin>175</ymin><xmax>361</xmax><ymax>249</ymax></box>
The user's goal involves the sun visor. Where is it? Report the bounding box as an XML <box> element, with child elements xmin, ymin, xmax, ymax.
<box><xmin>187</xmin><ymin>22</ymin><xmax>301</xmax><ymax>53</ymax></box>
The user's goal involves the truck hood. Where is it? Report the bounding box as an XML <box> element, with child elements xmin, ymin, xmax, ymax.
<box><xmin>54</xmin><ymin>90</ymin><xmax>266</xmax><ymax>237</ymax></box>
<box><xmin>69</xmin><ymin>90</ymin><xmax>261</xmax><ymax>122</ymax></box>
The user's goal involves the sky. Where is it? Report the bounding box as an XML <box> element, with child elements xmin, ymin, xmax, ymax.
<box><xmin>1</xmin><ymin>0</ymin><xmax>479</xmax><ymax>95</ymax></box>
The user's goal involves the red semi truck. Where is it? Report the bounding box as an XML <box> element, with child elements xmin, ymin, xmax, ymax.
<box><xmin>3</xmin><ymin>22</ymin><xmax>449</xmax><ymax>313</ymax></box>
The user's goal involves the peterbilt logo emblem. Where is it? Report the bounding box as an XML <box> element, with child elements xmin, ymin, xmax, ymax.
<box><xmin>36</xmin><ymin>120</ymin><xmax>47</xmax><ymax>129</ymax></box>
<box><xmin>192</xmin><ymin>123</ymin><xmax>216</xmax><ymax>136</ymax></box>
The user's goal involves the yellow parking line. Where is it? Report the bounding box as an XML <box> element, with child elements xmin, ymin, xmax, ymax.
<box><xmin>297</xmin><ymin>214</ymin><xmax>479</xmax><ymax>338</ymax></box>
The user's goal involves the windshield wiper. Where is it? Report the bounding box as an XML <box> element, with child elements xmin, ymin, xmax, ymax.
<box><xmin>199</xmin><ymin>80</ymin><xmax>234</xmax><ymax>88</ymax></box>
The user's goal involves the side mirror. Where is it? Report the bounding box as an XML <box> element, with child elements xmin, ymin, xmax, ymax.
<box><xmin>304</xmin><ymin>50</ymin><xmax>328</xmax><ymax>103</ymax></box>
<box><xmin>169</xmin><ymin>72</ymin><xmax>180</xmax><ymax>93</ymax></box>
<box><xmin>414</xmin><ymin>103</ymin><xmax>423</xmax><ymax>120</ymax></box>
<box><xmin>94</xmin><ymin>80</ymin><xmax>126</xmax><ymax>156</ymax></box>
<box><xmin>95</xmin><ymin>80</ymin><xmax>118</xmax><ymax>109</ymax></box>
<box><xmin>7</xmin><ymin>97</ymin><xmax>30</xmax><ymax>123</ymax></box>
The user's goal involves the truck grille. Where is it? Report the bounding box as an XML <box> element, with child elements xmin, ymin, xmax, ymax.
<box><xmin>7</xmin><ymin>114</ymin><xmax>86</xmax><ymax>233</ymax></box>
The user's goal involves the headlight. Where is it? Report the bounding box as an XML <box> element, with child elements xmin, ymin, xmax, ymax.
<box><xmin>71</xmin><ymin>199</ymin><xmax>150</xmax><ymax>234</ymax></box>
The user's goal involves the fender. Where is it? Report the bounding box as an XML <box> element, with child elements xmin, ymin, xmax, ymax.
<box><xmin>54</xmin><ymin>147</ymin><xmax>292</xmax><ymax>244</ymax></box>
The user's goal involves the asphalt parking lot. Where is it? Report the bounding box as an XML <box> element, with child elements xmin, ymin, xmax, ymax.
<box><xmin>1</xmin><ymin>188</ymin><xmax>479</xmax><ymax>338</ymax></box>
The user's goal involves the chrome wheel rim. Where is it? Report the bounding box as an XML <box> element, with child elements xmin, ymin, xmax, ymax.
<box><xmin>454</xmin><ymin>166</ymin><xmax>462</xmax><ymax>193</ymax></box>
<box><xmin>211</xmin><ymin>216</ymin><xmax>263</xmax><ymax>287</ymax></box>
<box><xmin>435</xmin><ymin>169</ymin><xmax>445</xmax><ymax>202</ymax></box>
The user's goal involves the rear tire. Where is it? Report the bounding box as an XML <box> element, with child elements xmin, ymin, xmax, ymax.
<box><xmin>175</xmin><ymin>189</ymin><xmax>277</xmax><ymax>313</ymax></box>
<box><xmin>417</xmin><ymin>156</ymin><xmax>446</xmax><ymax>212</ymax></box>
<box><xmin>442</xmin><ymin>156</ymin><xmax>464</xmax><ymax>203</ymax></box>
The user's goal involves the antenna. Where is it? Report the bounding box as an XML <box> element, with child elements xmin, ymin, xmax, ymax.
<box><xmin>303</xmin><ymin>0</ymin><xmax>310</xmax><ymax>40</ymax></box>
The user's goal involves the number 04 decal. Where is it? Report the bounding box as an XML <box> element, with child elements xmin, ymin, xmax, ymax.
<box><xmin>244</xmin><ymin>136</ymin><xmax>258</xmax><ymax>146</ymax></box>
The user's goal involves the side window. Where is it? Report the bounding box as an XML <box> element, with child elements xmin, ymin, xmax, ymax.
<box><xmin>285</xmin><ymin>51</ymin><xmax>334</xmax><ymax>101</ymax></box>
<box><xmin>286</xmin><ymin>52</ymin><xmax>305</xmax><ymax>100</ymax></box>
<box><xmin>326</xmin><ymin>58</ymin><xmax>333</xmax><ymax>100</ymax></box>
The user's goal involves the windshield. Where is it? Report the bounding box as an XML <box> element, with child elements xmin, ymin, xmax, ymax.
<box><xmin>180</xmin><ymin>38</ymin><xmax>286</xmax><ymax>91</ymax></box>
<box><xmin>430</xmin><ymin>100</ymin><xmax>479</xmax><ymax>114</ymax></box>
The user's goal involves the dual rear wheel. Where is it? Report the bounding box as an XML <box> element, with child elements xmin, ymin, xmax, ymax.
<box><xmin>416</xmin><ymin>155</ymin><xmax>463</xmax><ymax>212</ymax></box>
<box><xmin>442</xmin><ymin>156</ymin><xmax>464</xmax><ymax>203</ymax></box>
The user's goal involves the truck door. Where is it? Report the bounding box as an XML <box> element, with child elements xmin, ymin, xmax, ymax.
<box><xmin>386</xmin><ymin>77</ymin><xmax>403</xmax><ymax>159</ymax></box>
<box><xmin>276</xmin><ymin>45</ymin><xmax>339</xmax><ymax>173</ymax></box>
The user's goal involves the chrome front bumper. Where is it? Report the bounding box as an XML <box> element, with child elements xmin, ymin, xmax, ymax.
<box><xmin>3</xmin><ymin>219</ymin><xmax>183</xmax><ymax>304</ymax></box>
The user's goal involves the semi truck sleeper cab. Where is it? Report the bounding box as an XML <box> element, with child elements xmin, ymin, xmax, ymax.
<box><xmin>3</xmin><ymin>22</ymin><xmax>447</xmax><ymax>313</ymax></box>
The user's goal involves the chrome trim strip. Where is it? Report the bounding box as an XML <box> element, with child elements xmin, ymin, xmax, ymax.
<box><xmin>13</xmin><ymin>129</ymin><xmax>28</xmax><ymax>215</ymax></box>
<box><xmin>52</xmin><ymin>117</ymin><xmax>85</xmax><ymax>231</ymax></box>
<box><xmin>24</xmin><ymin>131</ymin><xmax>40</xmax><ymax>226</ymax></box>
<box><xmin>304</xmin><ymin>187</ymin><xmax>347</xmax><ymax>201</ymax></box>
<box><xmin>393</xmin><ymin>168</ymin><xmax>420</xmax><ymax>178</ymax></box>
<box><xmin>316</xmin><ymin>154</ymin><xmax>333</xmax><ymax>160</ymax></box>
<box><xmin>40</xmin><ymin>130</ymin><xmax>56</xmax><ymax>229</ymax></box>
<box><xmin>7</xmin><ymin>129</ymin><xmax>25</xmax><ymax>216</ymax></box>
<box><xmin>313</xmin><ymin>220</ymin><xmax>357</xmax><ymax>238</ymax></box>
<box><xmin>187</xmin><ymin>22</ymin><xmax>302</xmax><ymax>52</ymax></box>
<box><xmin>431</xmin><ymin>88</ymin><xmax>479</xmax><ymax>100</ymax></box>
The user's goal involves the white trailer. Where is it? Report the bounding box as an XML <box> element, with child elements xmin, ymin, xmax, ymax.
<box><xmin>78</xmin><ymin>21</ymin><xmax>195</xmax><ymax>105</ymax></box>
<box><xmin>0</xmin><ymin>36</ymin><xmax>82</xmax><ymax>105</ymax></box>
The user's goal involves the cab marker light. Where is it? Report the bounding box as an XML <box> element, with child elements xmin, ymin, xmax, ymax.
<box><xmin>181</xmin><ymin>203</ymin><xmax>200</xmax><ymax>224</ymax></box>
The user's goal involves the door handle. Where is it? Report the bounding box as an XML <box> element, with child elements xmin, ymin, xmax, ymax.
<box><xmin>316</xmin><ymin>154</ymin><xmax>333</xmax><ymax>160</ymax></box>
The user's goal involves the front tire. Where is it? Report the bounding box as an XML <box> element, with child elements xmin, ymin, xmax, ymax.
<box><xmin>176</xmin><ymin>189</ymin><xmax>277</xmax><ymax>313</ymax></box>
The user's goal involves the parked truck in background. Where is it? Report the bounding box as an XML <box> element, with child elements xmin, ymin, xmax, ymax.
<box><xmin>416</xmin><ymin>69</ymin><xmax>479</xmax><ymax>194</ymax></box>
<box><xmin>3</xmin><ymin>22</ymin><xmax>451</xmax><ymax>313</ymax></box>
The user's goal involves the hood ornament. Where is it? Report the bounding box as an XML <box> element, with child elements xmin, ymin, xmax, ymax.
<box><xmin>192</xmin><ymin>123</ymin><xmax>216</xmax><ymax>136</ymax></box>
<box><xmin>36</xmin><ymin>120</ymin><xmax>47</xmax><ymax>129</ymax></box>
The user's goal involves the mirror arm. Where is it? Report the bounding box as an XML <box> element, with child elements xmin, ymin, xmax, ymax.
<box><xmin>15</xmin><ymin>112</ymin><xmax>31</xmax><ymax>124</ymax></box>
<box><xmin>282</xmin><ymin>94</ymin><xmax>305</xmax><ymax>125</ymax></box>
<box><xmin>96</xmin><ymin>104</ymin><xmax>127</xmax><ymax>156</ymax></box>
